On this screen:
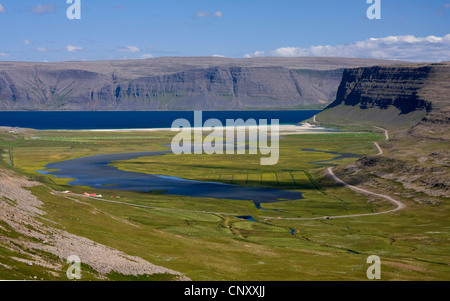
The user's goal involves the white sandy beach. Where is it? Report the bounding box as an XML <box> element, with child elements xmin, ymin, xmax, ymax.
<box><xmin>78</xmin><ymin>124</ymin><xmax>343</xmax><ymax>135</ymax></box>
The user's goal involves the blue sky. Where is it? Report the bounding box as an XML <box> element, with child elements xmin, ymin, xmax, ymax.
<box><xmin>0</xmin><ymin>0</ymin><xmax>449</xmax><ymax>62</ymax></box>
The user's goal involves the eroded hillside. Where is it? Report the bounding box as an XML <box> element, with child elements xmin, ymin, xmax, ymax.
<box><xmin>316</xmin><ymin>62</ymin><xmax>450</xmax><ymax>205</ymax></box>
<box><xmin>0</xmin><ymin>57</ymin><xmax>403</xmax><ymax>111</ymax></box>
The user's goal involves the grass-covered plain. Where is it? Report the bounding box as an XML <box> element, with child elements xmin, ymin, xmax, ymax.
<box><xmin>1</xmin><ymin>128</ymin><xmax>449</xmax><ymax>281</ymax></box>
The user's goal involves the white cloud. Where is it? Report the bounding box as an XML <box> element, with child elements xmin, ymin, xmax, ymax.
<box><xmin>34</xmin><ymin>47</ymin><xmax>59</xmax><ymax>53</ymax></box>
<box><xmin>66</xmin><ymin>45</ymin><xmax>83</xmax><ymax>52</ymax></box>
<box><xmin>212</xmin><ymin>54</ymin><xmax>225</xmax><ymax>58</ymax></box>
<box><xmin>244</xmin><ymin>34</ymin><xmax>450</xmax><ymax>62</ymax></box>
<box><xmin>140</xmin><ymin>54</ymin><xmax>154</xmax><ymax>59</ymax></box>
<box><xmin>0</xmin><ymin>52</ymin><xmax>9</xmax><ymax>58</ymax></box>
<box><xmin>30</xmin><ymin>4</ymin><xmax>56</xmax><ymax>14</ymax></box>
<box><xmin>0</xmin><ymin>4</ymin><xmax>6</xmax><ymax>13</ymax></box>
<box><xmin>22</xmin><ymin>39</ymin><xmax>31</xmax><ymax>46</ymax></box>
<box><xmin>196</xmin><ymin>11</ymin><xmax>209</xmax><ymax>17</ymax></box>
<box><xmin>117</xmin><ymin>46</ymin><xmax>140</xmax><ymax>53</ymax></box>
<box><xmin>195</xmin><ymin>11</ymin><xmax>223</xmax><ymax>18</ymax></box>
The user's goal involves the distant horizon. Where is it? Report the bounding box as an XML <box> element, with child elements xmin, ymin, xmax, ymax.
<box><xmin>0</xmin><ymin>55</ymin><xmax>420</xmax><ymax>64</ymax></box>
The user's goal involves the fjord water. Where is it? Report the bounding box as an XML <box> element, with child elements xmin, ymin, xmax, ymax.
<box><xmin>0</xmin><ymin>110</ymin><xmax>320</xmax><ymax>130</ymax></box>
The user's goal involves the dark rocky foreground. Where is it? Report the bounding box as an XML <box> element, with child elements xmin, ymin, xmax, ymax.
<box><xmin>0</xmin><ymin>57</ymin><xmax>401</xmax><ymax>111</ymax></box>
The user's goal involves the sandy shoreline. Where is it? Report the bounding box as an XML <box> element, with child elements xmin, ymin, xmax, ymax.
<box><xmin>1</xmin><ymin>124</ymin><xmax>364</xmax><ymax>136</ymax></box>
<box><xmin>75</xmin><ymin>124</ymin><xmax>342</xmax><ymax>135</ymax></box>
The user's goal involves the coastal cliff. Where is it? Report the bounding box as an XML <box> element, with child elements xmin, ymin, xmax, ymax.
<box><xmin>317</xmin><ymin>62</ymin><xmax>450</xmax><ymax>129</ymax></box>
<box><xmin>0</xmin><ymin>57</ymin><xmax>400</xmax><ymax>111</ymax></box>
<box><xmin>317</xmin><ymin>62</ymin><xmax>450</xmax><ymax>205</ymax></box>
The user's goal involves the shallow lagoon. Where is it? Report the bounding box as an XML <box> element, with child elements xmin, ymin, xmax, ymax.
<box><xmin>39</xmin><ymin>151</ymin><xmax>304</xmax><ymax>207</ymax></box>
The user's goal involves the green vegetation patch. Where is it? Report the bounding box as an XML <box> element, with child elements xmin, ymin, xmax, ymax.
<box><xmin>1</xmin><ymin>127</ymin><xmax>448</xmax><ymax>281</ymax></box>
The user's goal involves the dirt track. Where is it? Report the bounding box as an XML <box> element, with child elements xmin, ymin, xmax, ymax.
<box><xmin>262</xmin><ymin>130</ymin><xmax>406</xmax><ymax>221</ymax></box>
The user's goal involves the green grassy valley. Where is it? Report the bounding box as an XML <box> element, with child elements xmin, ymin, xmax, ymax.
<box><xmin>1</xmin><ymin>127</ymin><xmax>448</xmax><ymax>281</ymax></box>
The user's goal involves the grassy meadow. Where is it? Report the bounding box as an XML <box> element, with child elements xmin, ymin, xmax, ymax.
<box><xmin>1</xmin><ymin>128</ymin><xmax>449</xmax><ymax>281</ymax></box>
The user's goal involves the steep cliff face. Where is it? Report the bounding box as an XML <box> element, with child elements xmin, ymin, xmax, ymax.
<box><xmin>317</xmin><ymin>63</ymin><xmax>450</xmax><ymax>128</ymax></box>
<box><xmin>0</xmin><ymin>67</ymin><xmax>112</xmax><ymax>110</ymax></box>
<box><xmin>330</xmin><ymin>66</ymin><xmax>432</xmax><ymax>114</ymax></box>
<box><xmin>90</xmin><ymin>67</ymin><xmax>344</xmax><ymax>110</ymax></box>
<box><xmin>0</xmin><ymin>57</ymin><xmax>399</xmax><ymax>111</ymax></box>
<box><xmin>317</xmin><ymin>62</ymin><xmax>450</xmax><ymax>203</ymax></box>
<box><xmin>404</xmin><ymin>63</ymin><xmax>450</xmax><ymax>140</ymax></box>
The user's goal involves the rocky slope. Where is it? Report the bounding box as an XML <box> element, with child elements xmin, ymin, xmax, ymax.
<box><xmin>0</xmin><ymin>166</ymin><xmax>190</xmax><ymax>280</ymax></box>
<box><xmin>317</xmin><ymin>64</ymin><xmax>445</xmax><ymax>128</ymax></box>
<box><xmin>316</xmin><ymin>62</ymin><xmax>450</xmax><ymax>204</ymax></box>
<box><xmin>0</xmin><ymin>57</ymin><xmax>402</xmax><ymax>111</ymax></box>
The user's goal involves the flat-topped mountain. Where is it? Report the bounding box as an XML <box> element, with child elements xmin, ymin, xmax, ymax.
<box><xmin>317</xmin><ymin>62</ymin><xmax>450</xmax><ymax>203</ymax></box>
<box><xmin>0</xmin><ymin>57</ymin><xmax>404</xmax><ymax>111</ymax></box>
<box><xmin>317</xmin><ymin>62</ymin><xmax>450</xmax><ymax>130</ymax></box>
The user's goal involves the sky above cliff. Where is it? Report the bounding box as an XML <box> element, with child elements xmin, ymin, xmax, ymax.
<box><xmin>0</xmin><ymin>0</ymin><xmax>449</xmax><ymax>62</ymax></box>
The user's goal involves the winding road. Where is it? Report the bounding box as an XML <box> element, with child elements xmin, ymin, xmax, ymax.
<box><xmin>262</xmin><ymin>126</ymin><xmax>406</xmax><ymax>221</ymax></box>
<box><xmin>373</xmin><ymin>142</ymin><xmax>383</xmax><ymax>155</ymax></box>
<box><xmin>374</xmin><ymin>126</ymin><xmax>389</xmax><ymax>140</ymax></box>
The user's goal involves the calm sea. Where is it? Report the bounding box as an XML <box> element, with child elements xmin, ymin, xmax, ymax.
<box><xmin>0</xmin><ymin>110</ymin><xmax>320</xmax><ymax>130</ymax></box>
